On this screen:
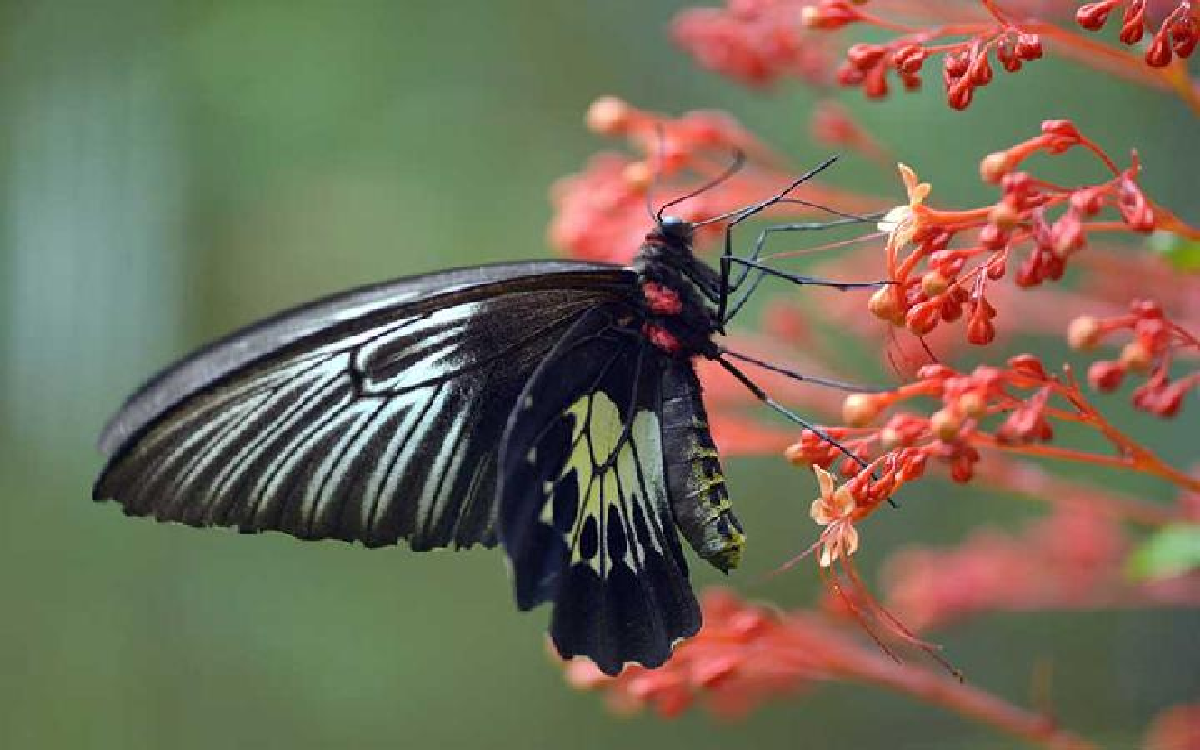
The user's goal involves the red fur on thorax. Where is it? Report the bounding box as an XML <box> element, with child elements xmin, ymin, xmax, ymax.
<box><xmin>642</xmin><ymin>323</ymin><xmax>682</xmax><ymax>355</ymax></box>
<box><xmin>642</xmin><ymin>281</ymin><xmax>683</xmax><ymax>316</ymax></box>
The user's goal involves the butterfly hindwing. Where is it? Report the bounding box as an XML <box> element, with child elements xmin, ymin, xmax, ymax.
<box><xmin>499</xmin><ymin>306</ymin><xmax>701</xmax><ymax>675</ymax></box>
<box><xmin>94</xmin><ymin>262</ymin><xmax>635</xmax><ymax>551</ymax></box>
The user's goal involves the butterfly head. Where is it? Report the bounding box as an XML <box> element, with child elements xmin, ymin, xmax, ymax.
<box><xmin>653</xmin><ymin>215</ymin><xmax>695</xmax><ymax>247</ymax></box>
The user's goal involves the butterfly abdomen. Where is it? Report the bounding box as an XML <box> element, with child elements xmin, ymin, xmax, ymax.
<box><xmin>660</xmin><ymin>363</ymin><xmax>744</xmax><ymax>573</ymax></box>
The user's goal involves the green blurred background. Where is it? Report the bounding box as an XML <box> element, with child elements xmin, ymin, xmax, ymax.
<box><xmin>1</xmin><ymin>2</ymin><xmax>1196</xmax><ymax>748</ymax></box>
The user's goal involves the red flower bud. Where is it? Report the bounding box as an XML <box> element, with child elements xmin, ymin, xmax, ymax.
<box><xmin>1042</xmin><ymin>119</ymin><xmax>1081</xmax><ymax>140</ymax></box>
<box><xmin>967</xmin><ymin>313</ymin><xmax>996</xmax><ymax>345</ymax></box>
<box><xmin>947</xmin><ymin>80</ymin><xmax>974</xmax><ymax>110</ymax></box>
<box><xmin>1172</xmin><ymin>14</ymin><xmax>1199</xmax><ymax>57</ymax></box>
<box><xmin>893</xmin><ymin>44</ymin><xmax>928</xmax><ymax>73</ymax></box>
<box><xmin>863</xmin><ymin>63</ymin><xmax>889</xmax><ymax>99</ymax></box>
<box><xmin>979</xmin><ymin>223</ymin><xmax>1008</xmax><ymax>250</ymax></box>
<box><xmin>1008</xmin><ymin>354</ymin><xmax>1048</xmax><ymax>380</ymax></box>
<box><xmin>1015</xmin><ymin>33</ymin><xmax>1043</xmax><ymax>60</ymax></box>
<box><xmin>943</xmin><ymin>52</ymin><xmax>969</xmax><ymax>79</ymax></box>
<box><xmin>1145</xmin><ymin>29</ymin><xmax>1173</xmax><ymax>67</ymax></box>
<box><xmin>847</xmin><ymin>43</ymin><xmax>887</xmax><ymax>69</ymax></box>
<box><xmin>968</xmin><ymin>51</ymin><xmax>993</xmax><ymax>86</ymax></box>
<box><xmin>1076</xmin><ymin>1</ymin><xmax>1115</xmax><ymax>30</ymax></box>
<box><xmin>1088</xmin><ymin>361</ymin><xmax>1125</xmax><ymax>392</ymax></box>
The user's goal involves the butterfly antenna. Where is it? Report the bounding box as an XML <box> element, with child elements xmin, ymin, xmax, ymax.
<box><xmin>694</xmin><ymin>154</ymin><xmax>839</xmax><ymax>228</ymax></box>
<box><xmin>645</xmin><ymin>123</ymin><xmax>666</xmax><ymax>222</ymax></box>
<box><xmin>655</xmin><ymin>148</ymin><xmax>747</xmax><ymax>222</ymax></box>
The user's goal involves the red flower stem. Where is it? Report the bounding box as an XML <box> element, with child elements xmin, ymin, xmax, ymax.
<box><xmin>977</xmin><ymin>456</ymin><xmax>1187</xmax><ymax>526</ymax></box>
<box><xmin>974</xmin><ymin>435</ymin><xmax>1200</xmax><ymax>492</ymax></box>
<box><xmin>1031</xmin><ymin>23</ymin><xmax>1200</xmax><ymax>115</ymax></box>
<box><xmin>831</xmin><ymin>645</ymin><xmax>1099</xmax><ymax>750</ymax></box>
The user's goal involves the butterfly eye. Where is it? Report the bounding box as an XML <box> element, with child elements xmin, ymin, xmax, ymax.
<box><xmin>658</xmin><ymin>215</ymin><xmax>694</xmax><ymax>242</ymax></box>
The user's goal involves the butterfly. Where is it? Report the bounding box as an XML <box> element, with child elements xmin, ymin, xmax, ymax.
<box><xmin>93</xmin><ymin>156</ymin><xmax>877</xmax><ymax>676</ymax></box>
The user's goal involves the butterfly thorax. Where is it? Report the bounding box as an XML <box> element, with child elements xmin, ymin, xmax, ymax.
<box><xmin>632</xmin><ymin>221</ymin><xmax>721</xmax><ymax>359</ymax></box>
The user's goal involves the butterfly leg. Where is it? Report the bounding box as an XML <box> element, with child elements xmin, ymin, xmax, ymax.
<box><xmin>714</xmin><ymin>355</ymin><xmax>870</xmax><ymax>472</ymax></box>
<box><xmin>718</xmin><ymin>346</ymin><xmax>889</xmax><ymax>394</ymax></box>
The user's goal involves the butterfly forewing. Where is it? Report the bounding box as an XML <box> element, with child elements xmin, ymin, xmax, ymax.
<box><xmin>499</xmin><ymin>306</ymin><xmax>701</xmax><ymax>675</ymax></box>
<box><xmin>94</xmin><ymin>262</ymin><xmax>635</xmax><ymax>551</ymax></box>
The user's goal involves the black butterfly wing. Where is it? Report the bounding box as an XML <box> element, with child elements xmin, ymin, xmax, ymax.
<box><xmin>94</xmin><ymin>261</ymin><xmax>638</xmax><ymax>551</ymax></box>
<box><xmin>499</xmin><ymin>305</ymin><xmax>701</xmax><ymax>675</ymax></box>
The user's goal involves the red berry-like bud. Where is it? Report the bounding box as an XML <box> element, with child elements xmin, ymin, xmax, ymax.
<box><xmin>917</xmin><ymin>364</ymin><xmax>956</xmax><ymax>382</ymax></box>
<box><xmin>967</xmin><ymin>314</ymin><xmax>996</xmax><ymax>345</ymax></box>
<box><xmin>1015</xmin><ymin>33</ymin><xmax>1043</xmax><ymax>60</ymax></box>
<box><xmin>1145</xmin><ymin>29</ymin><xmax>1174</xmax><ymax>67</ymax></box>
<box><xmin>940</xmin><ymin>296</ymin><xmax>963</xmax><ymax>322</ymax></box>
<box><xmin>1172</xmin><ymin>15</ymin><xmax>1199</xmax><ymax>57</ymax></box>
<box><xmin>1069</xmin><ymin>187</ymin><xmax>1105</xmax><ymax>216</ymax></box>
<box><xmin>1042</xmin><ymin>119</ymin><xmax>1081</xmax><ymax>140</ymax></box>
<box><xmin>947</xmin><ymin>81</ymin><xmax>974</xmax><ymax>110</ymax></box>
<box><xmin>893</xmin><ymin>44</ymin><xmax>928</xmax><ymax>73</ymax></box>
<box><xmin>1088</xmin><ymin>361</ymin><xmax>1125</xmax><ymax>391</ymax></box>
<box><xmin>943</xmin><ymin>52</ymin><xmax>969</xmax><ymax>79</ymax></box>
<box><xmin>969</xmin><ymin>51</ymin><xmax>993</xmax><ymax>85</ymax></box>
<box><xmin>1120</xmin><ymin>0</ymin><xmax>1146</xmax><ymax>44</ymax></box>
<box><xmin>986</xmin><ymin>256</ymin><xmax>1007</xmax><ymax>280</ymax></box>
<box><xmin>836</xmin><ymin>61</ymin><xmax>866</xmax><ymax>86</ymax></box>
<box><xmin>979</xmin><ymin>222</ymin><xmax>1008</xmax><ymax>249</ymax></box>
<box><xmin>906</xmin><ymin>299</ymin><xmax>942</xmax><ymax>334</ymax></box>
<box><xmin>1008</xmin><ymin>354</ymin><xmax>1047</xmax><ymax>380</ymax></box>
<box><xmin>847</xmin><ymin>43</ymin><xmax>887</xmax><ymax>69</ymax></box>
<box><xmin>864</xmin><ymin>63</ymin><xmax>889</xmax><ymax>98</ymax></box>
<box><xmin>900</xmin><ymin>70</ymin><xmax>922</xmax><ymax>91</ymax></box>
<box><xmin>1154</xmin><ymin>382</ymin><xmax>1187</xmax><ymax>418</ymax></box>
<box><xmin>801</xmin><ymin>1</ymin><xmax>860</xmax><ymax>30</ymax></box>
<box><xmin>1076</xmin><ymin>1</ymin><xmax>1114</xmax><ymax>30</ymax></box>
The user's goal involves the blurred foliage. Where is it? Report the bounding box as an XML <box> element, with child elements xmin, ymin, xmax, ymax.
<box><xmin>1129</xmin><ymin>525</ymin><xmax>1200</xmax><ymax>580</ymax></box>
<box><xmin>0</xmin><ymin>2</ymin><xmax>1196</xmax><ymax>749</ymax></box>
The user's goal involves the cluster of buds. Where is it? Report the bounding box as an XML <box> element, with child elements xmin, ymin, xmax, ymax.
<box><xmin>551</xmin><ymin>96</ymin><xmax>880</xmax><ymax>262</ymax></box>
<box><xmin>672</xmin><ymin>1</ymin><xmax>1199</xmax><ymax>113</ymax></box>
<box><xmin>1076</xmin><ymin>0</ymin><xmax>1199</xmax><ymax>67</ymax></box>
<box><xmin>563</xmin><ymin>589</ymin><xmax>1098</xmax><ymax>747</ymax></box>
<box><xmin>794</xmin><ymin>355</ymin><xmax>1063</xmax><ymax>486</ymax></box>
<box><xmin>1071</xmin><ymin>298</ymin><xmax>1200</xmax><ymax>417</ymax></box>
<box><xmin>867</xmin><ymin>120</ymin><xmax>1180</xmax><ymax>346</ymax></box>
<box><xmin>671</xmin><ymin>0</ymin><xmax>836</xmax><ymax>87</ymax></box>
<box><xmin>788</xmin><ymin>350</ymin><xmax>1200</xmax><ymax>511</ymax></box>
<box><xmin>834</xmin><ymin>21</ymin><xmax>1042</xmax><ymax>109</ymax></box>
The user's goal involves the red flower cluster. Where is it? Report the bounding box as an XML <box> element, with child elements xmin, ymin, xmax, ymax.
<box><xmin>884</xmin><ymin>500</ymin><xmax>1200</xmax><ymax>632</ymax></box>
<box><xmin>1071</xmin><ymin>299</ymin><xmax>1200</xmax><ymax>417</ymax></box>
<box><xmin>1076</xmin><ymin>0</ymin><xmax>1199</xmax><ymax>67</ymax></box>
<box><xmin>565</xmin><ymin>590</ymin><xmax>1097</xmax><ymax>748</ymax></box>
<box><xmin>550</xmin><ymin>96</ymin><xmax>876</xmax><ymax>263</ymax></box>
<box><xmin>789</xmin><ymin>351</ymin><xmax>1200</xmax><ymax>510</ymax></box>
<box><xmin>1144</xmin><ymin>702</ymin><xmax>1200</xmax><ymax>750</ymax></box>
<box><xmin>867</xmin><ymin>120</ymin><xmax>1187</xmax><ymax>347</ymax></box>
<box><xmin>671</xmin><ymin>0</ymin><xmax>836</xmax><ymax>87</ymax></box>
<box><xmin>830</xmin><ymin>4</ymin><xmax>1043</xmax><ymax>108</ymax></box>
<box><xmin>674</xmin><ymin>1</ymin><xmax>1200</xmax><ymax>113</ymax></box>
<box><xmin>548</xmin><ymin>3</ymin><xmax>1200</xmax><ymax>746</ymax></box>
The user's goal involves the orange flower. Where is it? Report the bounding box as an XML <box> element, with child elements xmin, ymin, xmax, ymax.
<box><xmin>809</xmin><ymin>465</ymin><xmax>860</xmax><ymax>567</ymax></box>
<box><xmin>876</xmin><ymin>162</ymin><xmax>931</xmax><ymax>250</ymax></box>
